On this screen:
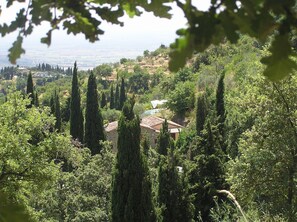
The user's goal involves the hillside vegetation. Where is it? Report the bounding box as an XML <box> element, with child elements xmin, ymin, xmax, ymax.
<box><xmin>0</xmin><ymin>35</ymin><xmax>297</xmax><ymax>221</ymax></box>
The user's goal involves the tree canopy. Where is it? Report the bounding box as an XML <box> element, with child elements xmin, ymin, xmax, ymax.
<box><xmin>1</xmin><ymin>0</ymin><xmax>297</xmax><ymax>80</ymax></box>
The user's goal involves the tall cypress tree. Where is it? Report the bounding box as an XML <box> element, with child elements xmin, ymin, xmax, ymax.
<box><xmin>110</xmin><ymin>84</ymin><xmax>115</xmax><ymax>109</ymax></box>
<box><xmin>26</xmin><ymin>72</ymin><xmax>34</xmax><ymax>108</ymax></box>
<box><xmin>115</xmin><ymin>83</ymin><xmax>119</xmax><ymax>110</ymax></box>
<box><xmin>84</xmin><ymin>72</ymin><xmax>105</xmax><ymax>155</ymax></box>
<box><xmin>50</xmin><ymin>94</ymin><xmax>55</xmax><ymax>115</ymax></box>
<box><xmin>112</xmin><ymin>100</ymin><xmax>155</xmax><ymax>222</ymax></box>
<box><xmin>54</xmin><ymin>91</ymin><xmax>62</xmax><ymax>132</ymax></box>
<box><xmin>189</xmin><ymin>122</ymin><xmax>227</xmax><ymax>221</ymax></box>
<box><xmin>196</xmin><ymin>93</ymin><xmax>207</xmax><ymax>135</ymax></box>
<box><xmin>70</xmin><ymin>62</ymin><xmax>84</xmax><ymax>142</ymax></box>
<box><xmin>34</xmin><ymin>92</ymin><xmax>39</xmax><ymax>107</ymax></box>
<box><xmin>216</xmin><ymin>73</ymin><xmax>226</xmax><ymax>152</ymax></box>
<box><xmin>61</xmin><ymin>97</ymin><xmax>71</xmax><ymax>122</ymax></box>
<box><xmin>157</xmin><ymin>119</ymin><xmax>170</xmax><ymax>156</ymax></box>
<box><xmin>119</xmin><ymin>77</ymin><xmax>126</xmax><ymax>110</ymax></box>
<box><xmin>100</xmin><ymin>92</ymin><xmax>107</xmax><ymax>108</ymax></box>
<box><xmin>157</xmin><ymin>123</ymin><xmax>194</xmax><ymax>222</ymax></box>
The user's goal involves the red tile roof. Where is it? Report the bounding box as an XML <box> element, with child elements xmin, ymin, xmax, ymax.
<box><xmin>105</xmin><ymin>116</ymin><xmax>183</xmax><ymax>132</ymax></box>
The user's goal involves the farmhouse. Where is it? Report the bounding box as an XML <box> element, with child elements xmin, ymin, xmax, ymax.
<box><xmin>105</xmin><ymin>116</ymin><xmax>183</xmax><ymax>150</ymax></box>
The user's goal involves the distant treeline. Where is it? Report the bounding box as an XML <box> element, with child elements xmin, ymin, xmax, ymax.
<box><xmin>0</xmin><ymin>66</ymin><xmax>24</xmax><ymax>80</ymax></box>
<box><xmin>36</xmin><ymin>63</ymin><xmax>72</xmax><ymax>75</ymax></box>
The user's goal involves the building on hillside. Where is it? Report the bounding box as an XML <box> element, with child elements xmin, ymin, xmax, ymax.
<box><xmin>105</xmin><ymin>116</ymin><xmax>183</xmax><ymax>150</ymax></box>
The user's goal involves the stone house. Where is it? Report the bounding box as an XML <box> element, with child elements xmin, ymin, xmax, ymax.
<box><xmin>105</xmin><ymin>116</ymin><xmax>183</xmax><ymax>151</ymax></box>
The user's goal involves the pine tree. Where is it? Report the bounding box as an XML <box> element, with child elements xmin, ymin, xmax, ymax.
<box><xmin>100</xmin><ymin>92</ymin><xmax>107</xmax><ymax>108</ymax></box>
<box><xmin>216</xmin><ymin>73</ymin><xmax>226</xmax><ymax>152</ymax></box>
<box><xmin>115</xmin><ymin>83</ymin><xmax>119</xmax><ymax>110</ymax></box>
<box><xmin>70</xmin><ymin>62</ymin><xmax>84</xmax><ymax>142</ymax></box>
<box><xmin>196</xmin><ymin>93</ymin><xmax>207</xmax><ymax>135</ymax></box>
<box><xmin>110</xmin><ymin>84</ymin><xmax>115</xmax><ymax>109</ymax></box>
<box><xmin>54</xmin><ymin>91</ymin><xmax>62</xmax><ymax>132</ymax></box>
<box><xmin>157</xmin><ymin>119</ymin><xmax>170</xmax><ymax>156</ymax></box>
<box><xmin>112</xmin><ymin>100</ymin><xmax>155</xmax><ymax>222</ymax></box>
<box><xmin>26</xmin><ymin>72</ymin><xmax>34</xmax><ymax>108</ymax></box>
<box><xmin>119</xmin><ymin>77</ymin><xmax>126</xmax><ymax>110</ymax></box>
<box><xmin>84</xmin><ymin>72</ymin><xmax>105</xmax><ymax>155</ymax></box>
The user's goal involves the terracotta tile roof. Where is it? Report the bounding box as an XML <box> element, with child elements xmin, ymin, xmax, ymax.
<box><xmin>105</xmin><ymin>116</ymin><xmax>183</xmax><ymax>132</ymax></box>
<box><xmin>141</xmin><ymin>116</ymin><xmax>164</xmax><ymax>127</ymax></box>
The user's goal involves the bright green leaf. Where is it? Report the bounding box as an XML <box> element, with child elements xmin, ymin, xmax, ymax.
<box><xmin>8</xmin><ymin>36</ymin><xmax>25</xmax><ymax>64</ymax></box>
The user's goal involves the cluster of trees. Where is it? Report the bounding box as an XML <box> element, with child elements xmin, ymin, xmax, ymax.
<box><xmin>1</xmin><ymin>33</ymin><xmax>297</xmax><ymax>221</ymax></box>
<box><xmin>0</xmin><ymin>66</ymin><xmax>16</xmax><ymax>80</ymax></box>
<box><xmin>36</xmin><ymin>63</ymin><xmax>73</xmax><ymax>75</ymax></box>
<box><xmin>109</xmin><ymin>78</ymin><xmax>126</xmax><ymax>110</ymax></box>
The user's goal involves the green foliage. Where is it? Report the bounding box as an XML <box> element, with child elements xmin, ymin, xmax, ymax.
<box><xmin>54</xmin><ymin>91</ymin><xmax>62</xmax><ymax>132</ymax></box>
<box><xmin>196</xmin><ymin>93</ymin><xmax>207</xmax><ymax>135</ymax></box>
<box><xmin>84</xmin><ymin>72</ymin><xmax>105</xmax><ymax>155</ymax></box>
<box><xmin>115</xmin><ymin>83</ymin><xmax>120</xmax><ymax>110</ymax></box>
<box><xmin>112</xmin><ymin>100</ymin><xmax>155</xmax><ymax>222</ymax></box>
<box><xmin>34</xmin><ymin>91</ymin><xmax>39</xmax><ymax>107</ymax></box>
<box><xmin>167</xmin><ymin>81</ymin><xmax>195</xmax><ymax>116</ymax></box>
<box><xmin>119</xmin><ymin>78</ymin><xmax>126</xmax><ymax>110</ymax></box>
<box><xmin>61</xmin><ymin>97</ymin><xmax>71</xmax><ymax>122</ymax></box>
<box><xmin>157</xmin><ymin>149</ymin><xmax>194</xmax><ymax>222</ymax></box>
<box><xmin>227</xmin><ymin>74</ymin><xmax>297</xmax><ymax>220</ymax></box>
<box><xmin>0</xmin><ymin>92</ymin><xmax>75</xmax><ymax>218</ymax></box>
<box><xmin>110</xmin><ymin>84</ymin><xmax>115</xmax><ymax>109</ymax></box>
<box><xmin>216</xmin><ymin>73</ymin><xmax>226</xmax><ymax>152</ymax></box>
<box><xmin>70</xmin><ymin>62</ymin><xmax>84</xmax><ymax>142</ymax></box>
<box><xmin>188</xmin><ymin>123</ymin><xmax>227</xmax><ymax>221</ymax></box>
<box><xmin>102</xmin><ymin>108</ymin><xmax>121</xmax><ymax>123</ymax></box>
<box><xmin>0</xmin><ymin>192</ymin><xmax>31</xmax><ymax>222</ymax></box>
<box><xmin>129</xmin><ymin>71</ymin><xmax>150</xmax><ymax>94</ymax></box>
<box><xmin>174</xmin><ymin>67</ymin><xmax>195</xmax><ymax>83</ymax></box>
<box><xmin>168</xmin><ymin>0</ymin><xmax>297</xmax><ymax>80</ymax></box>
<box><xmin>26</xmin><ymin>72</ymin><xmax>34</xmax><ymax>108</ymax></box>
<box><xmin>94</xmin><ymin>64</ymin><xmax>113</xmax><ymax>77</ymax></box>
<box><xmin>100</xmin><ymin>91</ymin><xmax>107</xmax><ymax>108</ymax></box>
<box><xmin>157</xmin><ymin>119</ymin><xmax>170</xmax><ymax>156</ymax></box>
<box><xmin>32</xmin><ymin>143</ymin><xmax>115</xmax><ymax>222</ymax></box>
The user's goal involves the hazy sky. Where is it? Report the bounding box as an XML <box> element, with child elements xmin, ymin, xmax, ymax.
<box><xmin>0</xmin><ymin>1</ymin><xmax>211</xmax><ymax>68</ymax></box>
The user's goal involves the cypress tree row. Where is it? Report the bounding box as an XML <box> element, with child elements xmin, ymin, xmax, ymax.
<box><xmin>115</xmin><ymin>83</ymin><xmax>119</xmax><ymax>110</ymax></box>
<box><xmin>70</xmin><ymin>62</ymin><xmax>84</xmax><ymax>142</ymax></box>
<box><xmin>119</xmin><ymin>77</ymin><xmax>126</xmax><ymax>110</ymax></box>
<box><xmin>26</xmin><ymin>72</ymin><xmax>34</xmax><ymax>108</ymax></box>
<box><xmin>100</xmin><ymin>92</ymin><xmax>107</xmax><ymax>108</ymax></box>
<box><xmin>216</xmin><ymin>73</ymin><xmax>226</xmax><ymax>152</ymax></box>
<box><xmin>112</xmin><ymin>100</ymin><xmax>155</xmax><ymax>222</ymax></box>
<box><xmin>110</xmin><ymin>84</ymin><xmax>115</xmax><ymax>109</ymax></box>
<box><xmin>196</xmin><ymin>93</ymin><xmax>207</xmax><ymax>135</ymax></box>
<box><xmin>84</xmin><ymin>72</ymin><xmax>105</xmax><ymax>155</ymax></box>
